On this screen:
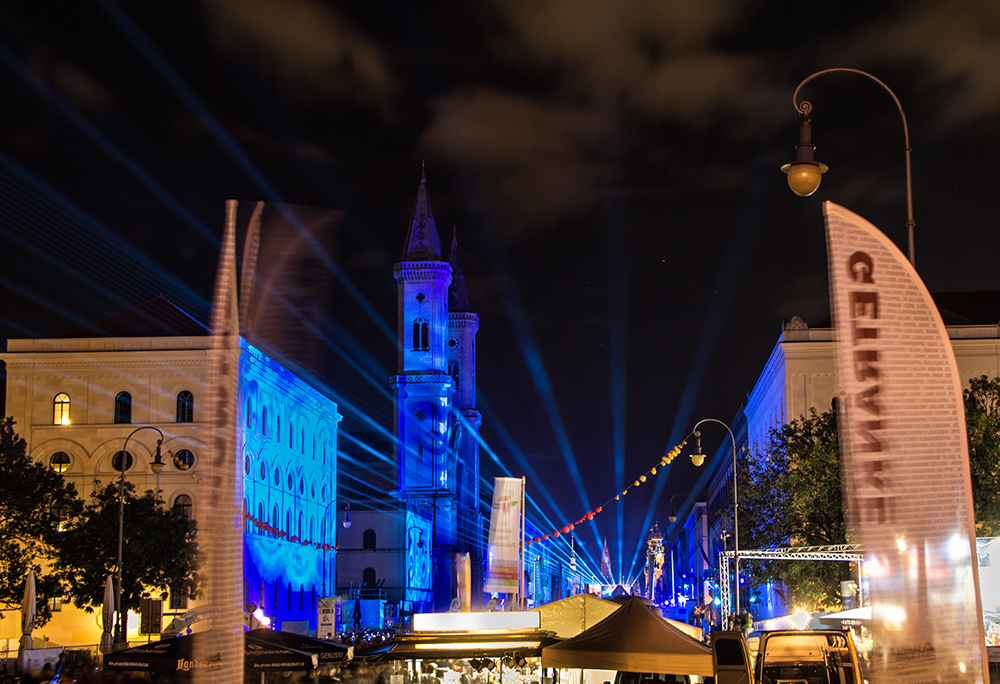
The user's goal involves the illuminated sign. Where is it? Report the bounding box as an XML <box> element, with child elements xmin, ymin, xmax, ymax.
<box><xmin>413</xmin><ymin>611</ymin><xmax>540</xmax><ymax>632</ymax></box>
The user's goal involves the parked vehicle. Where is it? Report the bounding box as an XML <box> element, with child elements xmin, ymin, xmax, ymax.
<box><xmin>753</xmin><ymin>630</ymin><xmax>863</xmax><ymax>684</ymax></box>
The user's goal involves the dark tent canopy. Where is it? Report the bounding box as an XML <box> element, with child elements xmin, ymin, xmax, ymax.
<box><xmin>541</xmin><ymin>597</ymin><xmax>712</xmax><ymax>677</ymax></box>
<box><xmin>103</xmin><ymin>632</ymin><xmax>318</xmax><ymax>675</ymax></box>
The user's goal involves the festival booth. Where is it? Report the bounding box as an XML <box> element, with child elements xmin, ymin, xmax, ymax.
<box><xmin>541</xmin><ymin>598</ymin><xmax>713</xmax><ymax>679</ymax></box>
<box><xmin>375</xmin><ymin>611</ymin><xmax>559</xmax><ymax>683</ymax></box>
<box><xmin>531</xmin><ymin>594</ymin><xmax>621</xmax><ymax>639</ymax></box>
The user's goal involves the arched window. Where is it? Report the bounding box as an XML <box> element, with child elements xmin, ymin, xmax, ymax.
<box><xmin>362</xmin><ymin>568</ymin><xmax>377</xmax><ymax>587</ymax></box>
<box><xmin>298</xmin><ymin>512</ymin><xmax>303</xmax><ymax>539</ymax></box>
<box><xmin>111</xmin><ymin>451</ymin><xmax>133</xmax><ymax>473</ymax></box>
<box><xmin>362</xmin><ymin>529</ymin><xmax>377</xmax><ymax>551</ymax></box>
<box><xmin>49</xmin><ymin>451</ymin><xmax>71</xmax><ymax>473</ymax></box>
<box><xmin>176</xmin><ymin>391</ymin><xmax>194</xmax><ymax>422</ymax></box>
<box><xmin>262</xmin><ymin>406</ymin><xmax>268</xmax><ymax>436</ymax></box>
<box><xmin>272</xmin><ymin>506</ymin><xmax>279</xmax><ymax>538</ymax></box>
<box><xmin>173</xmin><ymin>494</ymin><xmax>193</xmax><ymax>519</ymax></box>
<box><xmin>173</xmin><ymin>449</ymin><xmax>195</xmax><ymax>470</ymax></box>
<box><xmin>448</xmin><ymin>361</ymin><xmax>460</xmax><ymax>389</ymax></box>
<box><xmin>244</xmin><ymin>499</ymin><xmax>251</xmax><ymax>533</ymax></box>
<box><xmin>412</xmin><ymin>319</ymin><xmax>429</xmax><ymax>351</ymax></box>
<box><xmin>258</xmin><ymin>503</ymin><xmax>265</xmax><ymax>535</ymax></box>
<box><xmin>114</xmin><ymin>392</ymin><xmax>132</xmax><ymax>424</ymax></box>
<box><xmin>53</xmin><ymin>393</ymin><xmax>71</xmax><ymax>425</ymax></box>
<box><xmin>286</xmin><ymin>510</ymin><xmax>291</xmax><ymax>540</ymax></box>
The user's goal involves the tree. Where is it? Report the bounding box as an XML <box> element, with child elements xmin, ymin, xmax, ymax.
<box><xmin>0</xmin><ymin>417</ymin><xmax>82</xmax><ymax>626</ymax></box>
<box><xmin>740</xmin><ymin>405</ymin><xmax>851</xmax><ymax>612</ymax></box>
<box><xmin>53</xmin><ymin>480</ymin><xmax>201</xmax><ymax>620</ymax></box>
<box><xmin>741</xmin><ymin>375</ymin><xmax>1000</xmax><ymax>611</ymax></box>
<box><xmin>963</xmin><ymin>375</ymin><xmax>1000</xmax><ymax>536</ymax></box>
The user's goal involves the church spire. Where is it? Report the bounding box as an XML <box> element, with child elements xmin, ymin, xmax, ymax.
<box><xmin>448</xmin><ymin>226</ymin><xmax>471</xmax><ymax>312</ymax></box>
<box><xmin>401</xmin><ymin>170</ymin><xmax>444</xmax><ymax>260</ymax></box>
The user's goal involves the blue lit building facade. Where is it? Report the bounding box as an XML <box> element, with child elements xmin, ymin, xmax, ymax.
<box><xmin>240</xmin><ymin>338</ymin><xmax>342</xmax><ymax>632</ymax></box>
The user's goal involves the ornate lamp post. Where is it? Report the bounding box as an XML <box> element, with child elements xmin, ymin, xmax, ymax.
<box><xmin>689</xmin><ymin>418</ymin><xmax>740</xmax><ymax>620</ymax></box>
<box><xmin>781</xmin><ymin>68</ymin><xmax>915</xmax><ymax>265</ymax></box>
<box><xmin>114</xmin><ymin>426</ymin><xmax>164</xmax><ymax>648</ymax></box>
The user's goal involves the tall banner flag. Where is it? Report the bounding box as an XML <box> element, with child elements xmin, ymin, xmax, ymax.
<box><xmin>485</xmin><ymin>477</ymin><xmax>523</xmax><ymax>594</ymax></box>
<box><xmin>194</xmin><ymin>200</ymin><xmax>245</xmax><ymax>684</ymax></box>
<box><xmin>824</xmin><ymin>202</ymin><xmax>988</xmax><ymax>683</ymax></box>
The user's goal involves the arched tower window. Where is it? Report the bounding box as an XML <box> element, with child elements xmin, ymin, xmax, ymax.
<box><xmin>412</xmin><ymin>319</ymin><xmax>429</xmax><ymax>351</ymax></box>
<box><xmin>448</xmin><ymin>361</ymin><xmax>460</xmax><ymax>389</ymax></box>
<box><xmin>362</xmin><ymin>529</ymin><xmax>377</xmax><ymax>550</ymax></box>
<box><xmin>176</xmin><ymin>391</ymin><xmax>194</xmax><ymax>422</ymax></box>
<box><xmin>362</xmin><ymin>567</ymin><xmax>377</xmax><ymax>587</ymax></box>
<box><xmin>53</xmin><ymin>393</ymin><xmax>71</xmax><ymax>425</ymax></box>
<box><xmin>114</xmin><ymin>392</ymin><xmax>132</xmax><ymax>424</ymax></box>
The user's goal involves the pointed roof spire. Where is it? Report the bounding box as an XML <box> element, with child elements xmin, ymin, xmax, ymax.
<box><xmin>401</xmin><ymin>168</ymin><xmax>444</xmax><ymax>260</ymax></box>
<box><xmin>449</xmin><ymin>226</ymin><xmax>472</xmax><ymax>311</ymax></box>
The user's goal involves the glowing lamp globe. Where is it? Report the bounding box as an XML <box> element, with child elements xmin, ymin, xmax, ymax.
<box><xmin>781</xmin><ymin>161</ymin><xmax>828</xmax><ymax>197</ymax></box>
<box><xmin>689</xmin><ymin>451</ymin><xmax>706</xmax><ymax>467</ymax></box>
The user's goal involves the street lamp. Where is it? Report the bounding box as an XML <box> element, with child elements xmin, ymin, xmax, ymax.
<box><xmin>689</xmin><ymin>418</ymin><xmax>740</xmax><ymax>619</ymax></box>
<box><xmin>781</xmin><ymin>68</ymin><xmax>915</xmax><ymax>265</ymax></box>
<box><xmin>321</xmin><ymin>500</ymin><xmax>351</xmax><ymax>596</ymax></box>
<box><xmin>114</xmin><ymin>426</ymin><xmax>164</xmax><ymax>648</ymax></box>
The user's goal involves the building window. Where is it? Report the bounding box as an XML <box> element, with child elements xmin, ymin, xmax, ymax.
<box><xmin>170</xmin><ymin>588</ymin><xmax>189</xmax><ymax>611</ymax></box>
<box><xmin>362</xmin><ymin>567</ymin><xmax>377</xmax><ymax>587</ymax></box>
<box><xmin>114</xmin><ymin>392</ymin><xmax>132</xmax><ymax>424</ymax></box>
<box><xmin>173</xmin><ymin>494</ymin><xmax>193</xmax><ymax>519</ymax></box>
<box><xmin>244</xmin><ymin>499</ymin><xmax>251</xmax><ymax>533</ymax></box>
<box><xmin>173</xmin><ymin>449</ymin><xmax>195</xmax><ymax>470</ymax></box>
<box><xmin>272</xmin><ymin>506</ymin><xmax>279</xmax><ymax>538</ymax></box>
<box><xmin>448</xmin><ymin>361</ymin><xmax>460</xmax><ymax>389</ymax></box>
<box><xmin>49</xmin><ymin>451</ymin><xmax>71</xmax><ymax>473</ymax></box>
<box><xmin>112</xmin><ymin>451</ymin><xmax>133</xmax><ymax>473</ymax></box>
<box><xmin>262</xmin><ymin>406</ymin><xmax>268</xmax><ymax>436</ymax></box>
<box><xmin>176</xmin><ymin>391</ymin><xmax>194</xmax><ymax>422</ymax></box>
<box><xmin>412</xmin><ymin>319</ymin><xmax>429</xmax><ymax>351</ymax></box>
<box><xmin>53</xmin><ymin>393</ymin><xmax>71</xmax><ymax>425</ymax></box>
<box><xmin>362</xmin><ymin>529</ymin><xmax>377</xmax><ymax>551</ymax></box>
<box><xmin>50</xmin><ymin>597</ymin><xmax>62</xmax><ymax>612</ymax></box>
<box><xmin>258</xmin><ymin>503</ymin><xmax>264</xmax><ymax>535</ymax></box>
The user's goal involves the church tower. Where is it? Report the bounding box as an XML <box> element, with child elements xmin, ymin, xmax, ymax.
<box><xmin>392</xmin><ymin>173</ymin><xmax>481</xmax><ymax>611</ymax></box>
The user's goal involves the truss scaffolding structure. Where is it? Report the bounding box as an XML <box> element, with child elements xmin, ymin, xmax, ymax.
<box><xmin>717</xmin><ymin>544</ymin><xmax>865</xmax><ymax>626</ymax></box>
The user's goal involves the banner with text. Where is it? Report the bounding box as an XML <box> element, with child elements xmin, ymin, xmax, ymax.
<box><xmin>824</xmin><ymin>202</ymin><xmax>987</xmax><ymax>683</ymax></box>
<box><xmin>485</xmin><ymin>477</ymin><xmax>523</xmax><ymax>594</ymax></box>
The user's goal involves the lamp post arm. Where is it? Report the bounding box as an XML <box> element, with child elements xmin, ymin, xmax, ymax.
<box><xmin>690</xmin><ymin>418</ymin><xmax>740</xmax><ymax>620</ymax></box>
<box><xmin>792</xmin><ymin>68</ymin><xmax>915</xmax><ymax>265</ymax></box>
<box><xmin>115</xmin><ymin>425</ymin><xmax>164</xmax><ymax>647</ymax></box>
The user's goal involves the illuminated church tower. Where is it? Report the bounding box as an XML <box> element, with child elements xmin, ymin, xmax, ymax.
<box><xmin>392</xmin><ymin>173</ymin><xmax>483</xmax><ymax>611</ymax></box>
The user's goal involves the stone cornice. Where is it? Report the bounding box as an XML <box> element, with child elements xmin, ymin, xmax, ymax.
<box><xmin>393</xmin><ymin>261</ymin><xmax>452</xmax><ymax>284</ymax></box>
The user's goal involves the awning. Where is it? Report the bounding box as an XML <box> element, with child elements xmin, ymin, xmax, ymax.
<box><xmin>103</xmin><ymin>633</ymin><xmax>318</xmax><ymax>674</ymax></box>
<box><xmin>386</xmin><ymin>629</ymin><xmax>560</xmax><ymax>661</ymax></box>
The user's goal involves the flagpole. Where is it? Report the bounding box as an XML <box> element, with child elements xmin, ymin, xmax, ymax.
<box><xmin>520</xmin><ymin>477</ymin><xmax>525</xmax><ymax>610</ymax></box>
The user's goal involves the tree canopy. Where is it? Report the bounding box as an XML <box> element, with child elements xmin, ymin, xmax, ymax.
<box><xmin>740</xmin><ymin>375</ymin><xmax>1000</xmax><ymax>612</ymax></box>
<box><xmin>0</xmin><ymin>417</ymin><xmax>82</xmax><ymax>626</ymax></box>
<box><xmin>53</xmin><ymin>480</ymin><xmax>201</xmax><ymax>617</ymax></box>
<box><xmin>740</xmin><ymin>406</ymin><xmax>851</xmax><ymax>611</ymax></box>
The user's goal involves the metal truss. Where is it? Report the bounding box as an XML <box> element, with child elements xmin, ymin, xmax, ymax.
<box><xmin>718</xmin><ymin>544</ymin><xmax>865</xmax><ymax>626</ymax></box>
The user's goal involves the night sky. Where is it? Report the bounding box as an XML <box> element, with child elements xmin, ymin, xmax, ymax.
<box><xmin>2</xmin><ymin>0</ymin><xmax>999</xmax><ymax>583</ymax></box>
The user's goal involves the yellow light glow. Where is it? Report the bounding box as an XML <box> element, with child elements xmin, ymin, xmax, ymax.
<box><xmin>896</xmin><ymin>535</ymin><xmax>907</xmax><ymax>553</ymax></box>
<box><xmin>781</xmin><ymin>161</ymin><xmax>827</xmax><ymax>197</ymax></box>
<box><xmin>413</xmin><ymin>611</ymin><xmax>540</xmax><ymax>632</ymax></box>
<box><xmin>414</xmin><ymin>641</ymin><xmax>540</xmax><ymax>651</ymax></box>
<box><xmin>60</xmin><ymin>417</ymin><xmax>70</xmax><ymax>426</ymax></box>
